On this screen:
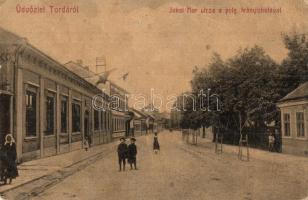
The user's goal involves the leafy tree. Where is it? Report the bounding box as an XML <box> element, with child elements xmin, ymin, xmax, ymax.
<box><xmin>279</xmin><ymin>33</ymin><xmax>308</xmax><ymax>95</ymax></box>
<box><xmin>182</xmin><ymin>46</ymin><xmax>280</xmax><ymax>146</ymax></box>
<box><xmin>181</xmin><ymin>33</ymin><xmax>308</xmax><ymax>148</ymax></box>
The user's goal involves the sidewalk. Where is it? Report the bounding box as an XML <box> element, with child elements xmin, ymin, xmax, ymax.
<box><xmin>186</xmin><ymin>135</ymin><xmax>308</xmax><ymax>167</ymax></box>
<box><xmin>0</xmin><ymin>141</ymin><xmax>116</xmax><ymax>194</ymax></box>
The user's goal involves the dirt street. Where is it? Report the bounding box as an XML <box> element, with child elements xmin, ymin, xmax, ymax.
<box><xmin>32</xmin><ymin>131</ymin><xmax>308</xmax><ymax>200</ymax></box>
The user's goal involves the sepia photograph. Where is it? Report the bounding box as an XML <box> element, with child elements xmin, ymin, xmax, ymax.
<box><xmin>0</xmin><ymin>0</ymin><xmax>308</xmax><ymax>199</ymax></box>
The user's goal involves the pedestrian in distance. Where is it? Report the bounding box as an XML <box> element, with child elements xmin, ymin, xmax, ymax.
<box><xmin>117</xmin><ymin>137</ymin><xmax>128</xmax><ymax>172</ymax></box>
<box><xmin>2</xmin><ymin>134</ymin><xmax>18</xmax><ymax>184</ymax></box>
<box><xmin>127</xmin><ymin>138</ymin><xmax>138</xmax><ymax>170</ymax></box>
<box><xmin>153</xmin><ymin>132</ymin><xmax>160</xmax><ymax>154</ymax></box>
<box><xmin>274</xmin><ymin>128</ymin><xmax>281</xmax><ymax>153</ymax></box>
<box><xmin>84</xmin><ymin>136</ymin><xmax>89</xmax><ymax>151</ymax></box>
<box><xmin>268</xmin><ymin>130</ymin><xmax>275</xmax><ymax>152</ymax></box>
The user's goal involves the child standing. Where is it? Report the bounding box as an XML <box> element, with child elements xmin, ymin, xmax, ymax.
<box><xmin>127</xmin><ymin>138</ymin><xmax>137</xmax><ymax>170</ymax></box>
<box><xmin>117</xmin><ymin>137</ymin><xmax>128</xmax><ymax>171</ymax></box>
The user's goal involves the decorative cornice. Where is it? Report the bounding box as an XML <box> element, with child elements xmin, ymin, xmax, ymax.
<box><xmin>19</xmin><ymin>46</ymin><xmax>110</xmax><ymax>101</ymax></box>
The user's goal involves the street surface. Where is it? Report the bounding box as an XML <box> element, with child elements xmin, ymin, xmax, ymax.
<box><xmin>32</xmin><ymin>131</ymin><xmax>308</xmax><ymax>200</ymax></box>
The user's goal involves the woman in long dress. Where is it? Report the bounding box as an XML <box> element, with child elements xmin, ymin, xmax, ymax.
<box><xmin>153</xmin><ymin>132</ymin><xmax>160</xmax><ymax>154</ymax></box>
<box><xmin>3</xmin><ymin>134</ymin><xmax>18</xmax><ymax>184</ymax></box>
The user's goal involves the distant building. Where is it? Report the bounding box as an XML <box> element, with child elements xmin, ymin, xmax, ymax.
<box><xmin>129</xmin><ymin>108</ymin><xmax>148</xmax><ymax>135</ymax></box>
<box><xmin>277</xmin><ymin>82</ymin><xmax>308</xmax><ymax>156</ymax></box>
<box><xmin>152</xmin><ymin>111</ymin><xmax>170</xmax><ymax>131</ymax></box>
<box><xmin>142</xmin><ymin>103</ymin><xmax>159</xmax><ymax>113</ymax></box>
<box><xmin>141</xmin><ymin>103</ymin><xmax>171</xmax><ymax>132</ymax></box>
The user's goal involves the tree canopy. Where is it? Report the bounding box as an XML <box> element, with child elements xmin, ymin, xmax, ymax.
<box><xmin>179</xmin><ymin>32</ymin><xmax>308</xmax><ymax>145</ymax></box>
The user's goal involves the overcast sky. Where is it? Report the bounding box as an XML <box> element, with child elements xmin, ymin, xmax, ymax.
<box><xmin>1</xmin><ymin>0</ymin><xmax>307</xmax><ymax>111</ymax></box>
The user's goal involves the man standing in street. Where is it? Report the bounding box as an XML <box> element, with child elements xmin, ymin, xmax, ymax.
<box><xmin>128</xmin><ymin>138</ymin><xmax>137</xmax><ymax>170</ymax></box>
<box><xmin>274</xmin><ymin>128</ymin><xmax>281</xmax><ymax>152</ymax></box>
<box><xmin>117</xmin><ymin>137</ymin><xmax>128</xmax><ymax>172</ymax></box>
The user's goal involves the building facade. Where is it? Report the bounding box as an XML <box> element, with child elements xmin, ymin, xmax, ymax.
<box><xmin>0</xmin><ymin>27</ymin><xmax>112</xmax><ymax>162</ymax></box>
<box><xmin>130</xmin><ymin>108</ymin><xmax>148</xmax><ymax>135</ymax></box>
<box><xmin>277</xmin><ymin>82</ymin><xmax>308</xmax><ymax>156</ymax></box>
<box><xmin>109</xmin><ymin>82</ymin><xmax>130</xmax><ymax>138</ymax></box>
<box><xmin>65</xmin><ymin>61</ymin><xmax>113</xmax><ymax>146</ymax></box>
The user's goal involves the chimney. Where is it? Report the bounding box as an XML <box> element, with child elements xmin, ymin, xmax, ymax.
<box><xmin>76</xmin><ymin>59</ymin><xmax>83</xmax><ymax>65</ymax></box>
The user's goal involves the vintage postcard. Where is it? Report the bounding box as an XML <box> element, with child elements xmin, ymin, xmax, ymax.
<box><xmin>0</xmin><ymin>0</ymin><xmax>307</xmax><ymax>199</ymax></box>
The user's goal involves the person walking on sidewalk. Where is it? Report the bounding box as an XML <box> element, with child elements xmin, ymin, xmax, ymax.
<box><xmin>3</xmin><ymin>134</ymin><xmax>18</xmax><ymax>184</ymax></box>
<box><xmin>127</xmin><ymin>138</ymin><xmax>137</xmax><ymax>170</ymax></box>
<box><xmin>117</xmin><ymin>137</ymin><xmax>128</xmax><ymax>171</ymax></box>
<box><xmin>153</xmin><ymin>132</ymin><xmax>160</xmax><ymax>154</ymax></box>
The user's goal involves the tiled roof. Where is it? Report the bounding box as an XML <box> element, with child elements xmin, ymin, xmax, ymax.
<box><xmin>0</xmin><ymin>27</ymin><xmax>23</xmax><ymax>45</ymax></box>
<box><xmin>64</xmin><ymin>61</ymin><xmax>98</xmax><ymax>86</ymax></box>
<box><xmin>280</xmin><ymin>81</ymin><xmax>308</xmax><ymax>102</ymax></box>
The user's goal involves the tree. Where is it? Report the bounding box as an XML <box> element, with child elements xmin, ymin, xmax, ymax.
<box><xmin>183</xmin><ymin>46</ymin><xmax>280</xmax><ymax>146</ymax></box>
<box><xmin>182</xmin><ymin>34</ymin><xmax>308</xmax><ymax>148</ymax></box>
<box><xmin>279</xmin><ymin>33</ymin><xmax>308</xmax><ymax>95</ymax></box>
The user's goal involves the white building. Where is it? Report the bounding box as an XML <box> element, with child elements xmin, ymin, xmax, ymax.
<box><xmin>277</xmin><ymin>82</ymin><xmax>308</xmax><ymax>156</ymax></box>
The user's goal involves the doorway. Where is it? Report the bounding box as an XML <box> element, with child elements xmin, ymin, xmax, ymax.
<box><xmin>84</xmin><ymin>111</ymin><xmax>91</xmax><ymax>145</ymax></box>
<box><xmin>0</xmin><ymin>94</ymin><xmax>11</xmax><ymax>147</ymax></box>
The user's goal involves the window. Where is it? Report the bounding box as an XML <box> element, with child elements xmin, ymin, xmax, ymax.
<box><xmin>72</xmin><ymin>103</ymin><xmax>81</xmax><ymax>132</ymax></box>
<box><xmin>296</xmin><ymin>112</ymin><xmax>305</xmax><ymax>137</ymax></box>
<box><xmin>94</xmin><ymin>110</ymin><xmax>99</xmax><ymax>130</ymax></box>
<box><xmin>113</xmin><ymin>118</ymin><xmax>116</xmax><ymax>131</ymax></box>
<box><xmin>26</xmin><ymin>90</ymin><xmax>37</xmax><ymax>137</ymax></box>
<box><xmin>107</xmin><ymin>111</ymin><xmax>110</xmax><ymax>130</ymax></box>
<box><xmin>101</xmin><ymin>111</ymin><xmax>104</xmax><ymax>131</ymax></box>
<box><xmin>106</xmin><ymin>111</ymin><xmax>109</xmax><ymax>130</ymax></box>
<box><xmin>104</xmin><ymin>111</ymin><xmax>107</xmax><ymax>130</ymax></box>
<box><xmin>283</xmin><ymin>113</ymin><xmax>290</xmax><ymax>137</ymax></box>
<box><xmin>45</xmin><ymin>95</ymin><xmax>55</xmax><ymax>135</ymax></box>
<box><xmin>61</xmin><ymin>96</ymin><xmax>68</xmax><ymax>133</ymax></box>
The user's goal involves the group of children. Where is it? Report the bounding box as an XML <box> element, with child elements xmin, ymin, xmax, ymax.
<box><xmin>117</xmin><ymin>137</ymin><xmax>137</xmax><ymax>171</ymax></box>
<box><xmin>117</xmin><ymin>132</ymin><xmax>160</xmax><ymax>171</ymax></box>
